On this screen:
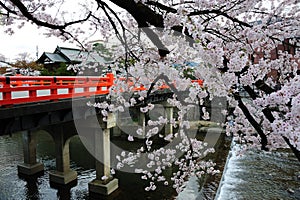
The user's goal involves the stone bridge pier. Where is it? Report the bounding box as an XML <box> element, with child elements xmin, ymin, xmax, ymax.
<box><xmin>15</xmin><ymin>97</ymin><xmax>207</xmax><ymax>197</ymax></box>
<box><xmin>87</xmin><ymin>113</ymin><xmax>118</xmax><ymax>196</ymax></box>
<box><xmin>88</xmin><ymin>128</ymin><xmax>118</xmax><ymax>196</ymax></box>
<box><xmin>17</xmin><ymin>115</ymin><xmax>119</xmax><ymax>196</ymax></box>
<box><xmin>47</xmin><ymin>125</ymin><xmax>78</xmax><ymax>186</ymax></box>
<box><xmin>17</xmin><ymin>130</ymin><xmax>44</xmax><ymax>176</ymax></box>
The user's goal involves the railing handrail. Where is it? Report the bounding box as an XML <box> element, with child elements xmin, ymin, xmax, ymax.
<box><xmin>0</xmin><ymin>73</ymin><xmax>203</xmax><ymax>107</ymax></box>
<box><xmin>0</xmin><ymin>73</ymin><xmax>114</xmax><ymax>106</ymax></box>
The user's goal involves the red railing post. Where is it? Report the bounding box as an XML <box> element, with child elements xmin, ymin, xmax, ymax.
<box><xmin>51</xmin><ymin>77</ymin><xmax>58</xmax><ymax>98</ymax></box>
<box><xmin>68</xmin><ymin>86</ymin><xmax>74</xmax><ymax>94</ymax></box>
<box><xmin>96</xmin><ymin>82</ymin><xmax>102</xmax><ymax>93</ymax></box>
<box><xmin>2</xmin><ymin>77</ymin><xmax>12</xmax><ymax>101</ymax></box>
<box><xmin>107</xmin><ymin>73</ymin><xmax>114</xmax><ymax>87</ymax></box>
<box><xmin>107</xmin><ymin>73</ymin><xmax>114</xmax><ymax>92</ymax></box>
<box><xmin>84</xmin><ymin>77</ymin><xmax>90</xmax><ymax>93</ymax></box>
<box><xmin>29</xmin><ymin>89</ymin><xmax>37</xmax><ymax>99</ymax></box>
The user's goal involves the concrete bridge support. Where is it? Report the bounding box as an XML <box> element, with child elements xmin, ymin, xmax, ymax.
<box><xmin>138</xmin><ymin>111</ymin><xmax>146</xmax><ymax>138</ymax></box>
<box><xmin>112</xmin><ymin>125</ymin><xmax>122</xmax><ymax>137</ymax></box>
<box><xmin>163</xmin><ymin>104</ymin><xmax>174</xmax><ymax>136</ymax></box>
<box><xmin>157</xmin><ymin>101</ymin><xmax>175</xmax><ymax>136</ymax></box>
<box><xmin>49</xmin><ymin>128</ymin><xmax>77</xmax><ymax>185</ymax></box>
<box><xmin>89</xmin><ymin>114</ymin><xmax>118</xmax><ymax>196</ymax></box>
<box><xmin>89</xmin><ymin>128</ymin><xmax>118</xmax><ymax>195</ymax></box>
<box><xmin>18</xmin><ymin>130</ymin><xmax>44</xmax><ymax>176</ymax></box>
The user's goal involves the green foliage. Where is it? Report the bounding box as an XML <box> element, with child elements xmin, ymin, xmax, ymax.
<box><xmin>92</xmin><ymin>43</ymin><xmax>113</xmax><ymax>61</ymax></box>
<box><xmin>183</xmin><ymin>67</ymin><xmax>196</xmax><ymax>79</ymax></box>
<box><xmin>40</xmin><ymin>63</ymin><xmax>76</xmax><ymax>76</ymax></box>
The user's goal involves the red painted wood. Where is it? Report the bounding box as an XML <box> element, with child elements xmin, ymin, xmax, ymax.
<box><xmin>0</xmin><ymin>74</ymin><xmax>114</xmax><ymax>106</ymax></box>
<box><xmin>0</xmin><ymin>73</ymin><xmax>203</xmax><ymax>107</ymax></box>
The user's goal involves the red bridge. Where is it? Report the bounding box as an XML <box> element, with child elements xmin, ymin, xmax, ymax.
<box><xmin>0</xmin><ymin>73</ymin><xmax>207</xmax><ymax>197</ymax></box>
<box><xmin>0</xmin><ymin>74</ymin><xmax>203</xmax><ymax>107</ymax></box>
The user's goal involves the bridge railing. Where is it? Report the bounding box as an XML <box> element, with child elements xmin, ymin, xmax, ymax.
<box><xmin>0</xmin><ymin>73</ymin><xmax>203</xmax><ymax>107</ymax></box>
<box><xmin>0</xmin><ymin>73</ymin><xmax>114</xmax><ymax>106</ymax></box>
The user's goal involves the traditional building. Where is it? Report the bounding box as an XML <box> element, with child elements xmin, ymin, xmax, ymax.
<box><xmin>37</xmin><ymin>46</ymin><xmax>107</xmax><ymax>74</ymax></box>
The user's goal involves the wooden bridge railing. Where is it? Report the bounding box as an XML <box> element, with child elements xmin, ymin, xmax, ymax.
<box><xmin>0</xmin><ymin>73</ymin><xmax>203</xmax><ymax>107</ymax></box>
<box><xmin>0</xmin><ymin>74</ymin><xmax>114</xmax><ymax>106</ymax></box>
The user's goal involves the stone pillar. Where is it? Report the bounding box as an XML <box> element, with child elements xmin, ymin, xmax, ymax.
<box><xmin>89</xmin><ymin>128</ymin><xmax>118</xmax><ymax>196</ymax></box>
<box><xmin>161</xmin><ymin>102</ymin><xmax>174</xmax><ymax>136</ymax></box>
<box><xmin>89</xmin><ymin>113</ymin><xmax>118</xmax><ymax>196</ymax></box>
<box><xmin>112</xmin><ymin>112</ymin><xmax>122</xmax><ymax>137</ymax></box>
<box><xmin>164</xmin><ymin>106</ymin><xmax>174</xmax><ymax>136</ymax></box>
<box><xmin>138</xmin><ymin>111</ymin><xmax>146</xmax><ymax>138</ymax></box>
<box><xmin>18</xmin><ymin>130</ymin><xmax>44</xmax><ymax>176</ymax></box>
<box><xmin>210</xmin><ymin>97</ymin><xmax>227</xmax><ymax>124</ymax></box>
<box><xmin>49</xmin><ymin>130</ymin><xmax>77</xmax><ymax>185</ymax></box>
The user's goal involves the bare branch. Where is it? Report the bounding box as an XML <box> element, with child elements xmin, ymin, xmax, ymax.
<box><xmin>9</xmin><ymin>0</ymin><xmax>92</xmax><ymax>30</ymax></box>
<box><xmin>145</xmin><ymin>1</ymin><xmax>177</xmax><ymax>13</ymax></box>
<box><xmin>0</xmin><ymin>60</ymin><xmax>13</xmax><ymax>66</ymax></box>
<box><xmin>0</xmin><ymin>1</ymin><xmax>17</xmax><ymax>15</ymax></box>
<box><xmin>189</xmin><ymin>9</ymin><xmax>252</xmax><ymax>28</ymax></box>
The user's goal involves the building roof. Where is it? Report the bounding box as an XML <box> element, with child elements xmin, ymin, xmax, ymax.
<box><xmin>38</xmin><ymin>52</ymin><xmax>69</xmax><ymax>63</ymax></box>
<box><xmin>37</xmin><ymin>46</ymin><xmax>107</xmax><ymax>65</ymax></box>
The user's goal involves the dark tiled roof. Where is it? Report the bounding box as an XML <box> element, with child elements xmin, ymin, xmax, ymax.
<box><xmin>37</xmin><ymin>46</ymin><xmax>106</xmax><ymax>64</ymax></box>
<box><xmin>43</xmin><ymin>52</ymin><xmax>68</xmax><ymax>63</ymax></box>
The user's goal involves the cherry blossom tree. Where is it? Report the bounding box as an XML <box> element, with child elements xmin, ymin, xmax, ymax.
<box><xmin>1</xmin><ymin>0</ymin><xmax>300</xmax><ymax>192</ymax></box>
<box><xmin>0</xmin><ymin>53</ymin><xmax>12</xmax><ymax>66</ymax></box>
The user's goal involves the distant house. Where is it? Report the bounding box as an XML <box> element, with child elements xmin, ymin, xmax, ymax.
<box><xmin>250</xmin><ymin>37</ymin><xmax>300</xmax><ymax>81</ymax></box>
<box><xmin>37</xmin><ymin>46</ymin><xmax>107</xmax><ymax>74</ymax></box>
<box><xmin>249</xmin><ymin>18</ymin><xmax>300</xmax><ymax>72</ymax></box>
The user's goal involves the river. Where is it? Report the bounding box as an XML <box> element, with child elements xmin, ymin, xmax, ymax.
<box><xmin>0</xmin><ymin>131</ymin><xmax>177</xmax><ymax>200</ymax></box>
<box><xmin>216</xmin><ymin>143</ymin><xmax>300</xmax><ymax>200</ymax></box>
<box><xmin>0</xmin><ymin>131</ymin><xmax>299</xmax><ymax>200</ymax></box>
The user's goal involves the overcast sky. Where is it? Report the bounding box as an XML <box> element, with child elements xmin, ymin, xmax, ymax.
<box><xmin>0</xmin><ymin>23</ymin><xmax>77</xmax><ymax>64</ymax></box>
<box><xmin>0</xmin><ymin>0</ymin><xmax>123</xmax><ymax>66</ymax></box>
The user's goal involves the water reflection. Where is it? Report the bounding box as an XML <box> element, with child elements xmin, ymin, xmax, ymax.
<box><xmin>1</xmin><ymin>130</ymin><xmax>299</xmax><ymax>200</ymax></box>
<box><xmin>0</xmin><ymin>131</ymin><xmax>177</xmax><ymax>200</ymax></box>
<box><xmin>50</xmin><ymin>180</ymin><xmax>78</xmax><ymax>200</ymax></box>
<box><xmin>18</xmin><ymin>173</ymin><xmax>43</xmax><ymax>200</ymax></box>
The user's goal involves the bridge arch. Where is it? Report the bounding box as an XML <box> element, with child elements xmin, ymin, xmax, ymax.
<box><xmin>35</xmin><ymin>129</ymin><xmax>55</xmax><ymax>162</ymax></box>
<box><xmin>43</xmin><ymin>122</ymin><xmax>79</xmax><ymax>185</ymax></box>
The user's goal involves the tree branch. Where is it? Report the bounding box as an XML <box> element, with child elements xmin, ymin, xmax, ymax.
<box><xmin>189</xmin><ymin>9</ymin><xmax>252</xmax><ymax>28</ymax></box>
<box><xmin>0</xmin><ymin>60</ymin><xmax>13</xmax><ymax>66</ymax></box>
<box><xmin>282</xmin><ymin>136</ymin><xmax>300</xmax><ymax>162</ymax></box>
<box><xmin>109</xmin><ymin>0</ymin><xmax>164</xmax><ymax>27</ymax></box>
<box><xmin>145</xmin><ymin>1</ymin><xmax>177</xmax><ymax>13</ymax></box>
<box><xmin>233</xmin><ymin>93</ymin><xmax>269</xmax><ymax>150</ymax></box>
<box><xmin>254</xmin><ymin>80</ymin><xmax>275</xmax><ymax>94</ymax></box>
<box><xmin>0</xmin><ymin>1</ymin><xmax>17</xmax><ymax>15</ymax></box>
<box><xmin>9</xmin><ymin>0</ymin><xmax>92</xmax><ymax>30</ymax></box>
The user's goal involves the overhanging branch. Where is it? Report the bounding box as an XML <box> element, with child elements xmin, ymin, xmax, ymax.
<box><xmin>0</xmin><ymin>60</ymin><xmax>13</xmax><ymax>66</ymax></box>
<box><xmin>9</xmin><ymin>0</ymin><xmax>92</xmax><ymax>30</ymax></box>
<box><xmin>233</xmin><ymin>93</ymin><xmax>269</xmax><ymax>150</ymax></box>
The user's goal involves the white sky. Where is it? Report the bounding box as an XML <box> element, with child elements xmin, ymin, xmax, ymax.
<box><xmin>0</xmin><ymin>23</ymin><xmax>76</xmax><ymax>63</ymax></box>
<box><xmin>0</xmin><ymin>0</ymin><xmax>123</xmax><ymax>66</ymax></box>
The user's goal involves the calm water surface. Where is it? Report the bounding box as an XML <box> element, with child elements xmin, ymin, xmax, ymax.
<box><xmin>0</xmin><ymin>131</ymin><xmax>177</xmax><ymax>200</ymax></box>
<box><xmin>0</xmin><ymin>131</ymin><xmax>299</xmax><ymax>200</ymax></box>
